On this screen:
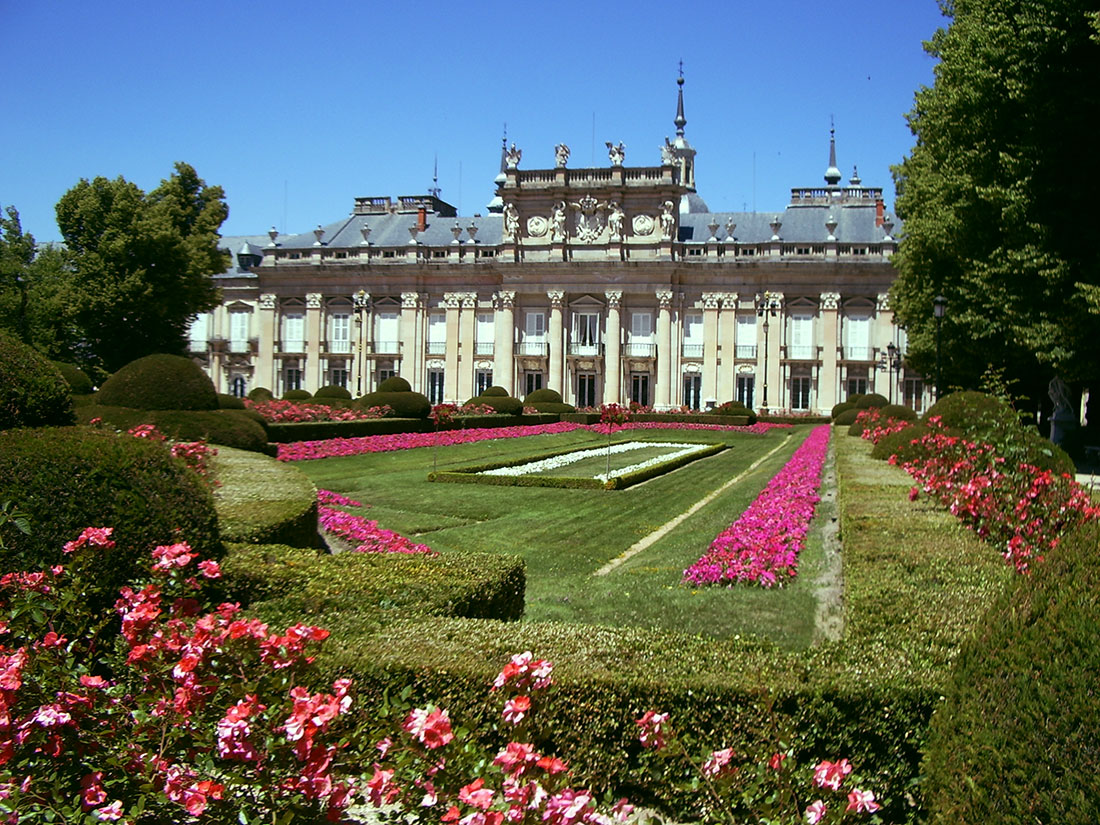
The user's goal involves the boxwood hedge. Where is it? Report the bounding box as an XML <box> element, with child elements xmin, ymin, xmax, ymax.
<box><xmin>211</xmin><ymin>446</ymin><xmax>320</xmax><ymax>547</ymax></box>
<box><xmin>0</xmin><ymin>332</ymin><xmax>75</xmax><ymax>430</ymax></box>
<box><xmin>76</xmin><ymin>406</ymin><xmax>270</xmax><ymax>453</ymax></box>
<box><xmin>96</xmin><ymin>353</ymin><xmax>219</xmax><ymax>411</ymax></box>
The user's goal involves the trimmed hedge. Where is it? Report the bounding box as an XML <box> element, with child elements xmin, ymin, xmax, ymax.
<box><xmin>52</xmin><ymin>361</ymin><xmax>94</xmax><ymax>395</ymax></box>
<box><xmin>481</xmin><ymin>385</ymin><xmax>510</xmax><ymax>397</ymax></box>
<box><xmin>524</xmin><ymin>388</ymin><xmax>564</xmax><ymax>404</ymax></box>
<box><xmin>854</xmin><ymin>393</ymin><xmax>888</xmax><ymax>409</ymax></box>
<box><xmin>758</xmin><ymin>414</ymin><xmax>831</xmax><ymax>424</ymax></box>
<box><xmin>220</xmin><ymin>543</ymin><xmax>526</xmax><ymax>626</ymax></box>
<box><xmin>466</xmin><ymin>393</ymin><xmax>524</xmax><ymax>415</ymax></box>
<box><xmin>869</xmin><ymin>422</ymin><xmax>934</xmax><ymax>463</ymax></box>
<box><xmin>922</xmin><ymin>390</ymin><xmax>1016</xmax><ymax>431</ymax></box>
<box><xmin>358</xmin><ymin>390</ymin><xmax>432</xmax><ymax>419</ymax></box>
<box><xmin>834</xmin><ymin>409</ymin><xmax>859</xmax><ymax>426</ymax></box>
<box><xmin>378</xmin><ymin>376</ymin><xmax>412</xmax><ymax>392</ymax></box>
<box><xmin>96</xmin><ymin>353</ymin><xmax>218</xmax><ymax>411</ymax></box>
<box><xmin>0</xmin><ymin>332</ymin><xmax>75</xmax><ymax>430</ymax></box>
<box><xmin>921</xmin><ymin>521</ymin><xmax>1100</xmax><ymax>824</ymax></box>
<box><xmin>282</xmin><ymin>388</ymin><xmax>312</xmax><ymax>401</ymax></box>
<box><xmin>831</xmin><ymin>401</ymin><xmax>855</xmax><ymax>419</ymax></box>
<box><xmin>0</xmin><ymin>426</ymin><xmax>220</xmax><ymax>613</ymax></box>
<box><xmin>248</xmin><ymin>386</ymin><xmax>274</xmax><ymax>401</ymax></box>
<box><xmin>267</xmin><ymin>418</ymin><xmax>433</xmax><ymax>442</ymax></box>
<box><xmin>217</xmin><ymin>393</ymin><xmax>246</xmax><ymax>409</ymax></box>
<box><xmin>211</xmin><ymin>447</ymin><xmax>320</xmax><ymax>547</ymax></box>
<box><xmin>879</xmin><ymin>404</ymin><xmax>918</xmax><ymax>422</ymax></box>
<box><xmin>314</xmin><ymin>384</ymin><xmax>352</xmax><ymax>400</ymax></box>
<box><xmin>76</xmin><ymin>406</ymin><xmax>270</xmax><ymax>453</ymax></box>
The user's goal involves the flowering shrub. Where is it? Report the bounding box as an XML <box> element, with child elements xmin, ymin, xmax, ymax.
<box><xmin>430</xmin><ymin>403</ymin><xmax>459</xmax><ymax>429</ymax></box>
<box><xmin>126</xmin><ymin>423</ymin><xmax>219</xmax><ymax>489</ymax></box>
<box><xmin>317</xmin><ymin>489</ymin><xmax>436</xmax><ymax>556</ymax></box>
<box><xmin>896</xmin><ymin>418</ymin><xmax>1097</xmax><ymax>572</ymax></box>
<box><xmin>597</xmin><ymin>403</ymin><xmax>631</xmax><ymax>434</ymax></box>
<box><xmin>683</xmin><ymin>425</ymin><xmax>830</xmax><ymax>586</ymax></box>
<box><xmin>245</xmin><ymin>398</ymin><xmax>393</xmax><ymax>423</ymax></box>
<box><xmin>853</xmin><ymin>409</ymin><xmax>910</xmax><ymax>444</ymax></box>
<box><xmin>0</xmin><ymin>528</ymin><xmax>359</xmax><ymax>823</ymax></box>
<box><xmin>459</xmin><ymin>403</ymin><xmax>497</xmax><ymax>417</ymax></box>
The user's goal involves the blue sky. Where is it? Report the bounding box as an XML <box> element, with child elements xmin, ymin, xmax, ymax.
<box><xmin>2</xmin><ymin>0</ymin><xmax>947</xmax><ymax>243</ymax></box>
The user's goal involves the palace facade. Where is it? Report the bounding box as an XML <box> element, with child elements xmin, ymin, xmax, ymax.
<box><xmin>189</xmin><ymin>79</ymin><xmax>923</xmax><ymax>414</ymax></box>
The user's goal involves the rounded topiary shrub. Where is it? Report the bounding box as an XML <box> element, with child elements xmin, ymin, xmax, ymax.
<box><xmin>248</xmin><ymin>386</ymin><xmax>274</xmax><ymax>402</ymax></box>
<box><xmin>481</xmin><ymin>386</ymin><xmax>510</xmax><ymax>398</ymax></box>
<box><xmin>0</xmin><ymin>426</ymin><xmax>221</xmax><ymax>614</ymax></box>
<box><xmin>526</xmin><ymin>401</ymin><xmax>575</xmax><ymax>414</ymax></box>
<box><xmin>0</xmin><ymin>332</ymin><xmax>75</xmax><ymax>430</ymax></box>
<box><xmin>854</xmin><ymin>392</ymin><xmax>888</xmax><ymax>409</ymax></box>
<box><xmin>314</xmin><ymin>384</ymin><xmax>352</xmax><ymax>400</ymax></box>
<box><xmin>378</xmin><ymin>376</ymin><xmax>412</xmax><ymax>393</ymax></box>
<box><xmin>282</xmin><ymin>389</ymin><xmax>312</xmax><ymax>401</ymax></box>
<box><xmin>921</xmin><ymin>522</ymin><xmax>1100</xmax><ymax>824</ymax></box>
<box><xmin>52</xmin><ymin>361</ymin><xmax>94</xmax><ymax>395</ymax></box>
<box><xmin>217</xmin><ymin>393</ymin><xmax>246</xmax><ymax>409</ymax></box>
<box><xmin>869</xmin><ymin>422</ymin><xmax>931</xmax><ymax>462</ymax></box>
<box><xmin>834</xmin><ymin>408</ymin><xmax>860</xmax><ymax>426</ymax></box>
<box><xmin>359</xmin><ymin>390</ymin><xmax>431</xmax><ymax>419</ymax></box>
<box><xmin>831</xmin><ymin>401</ymin><xmax>855</xmax><ymax>419</ymax></box>
<box><xmin>96</xmin><ymin>354</ymin><xmax>218</xmax><ymax>411</ymax></box>
<box><xmin>467</xmin><ymin>394</ymin><xmax>523</xmax><ymax>415</ymax></box>
<box><xmin>524</xmin><ymin>388</ymin><xmax>563</xmax><ymax>404</ymax></box>
<box><xmin>879</xmin><ymin>403</ymin><xmax>918</xmax><ymax>422</ymax></box>
<box><xmin>923</xmin><ymin>390</ymin><xmax>1016</xmax><ymax>433</ymax></box>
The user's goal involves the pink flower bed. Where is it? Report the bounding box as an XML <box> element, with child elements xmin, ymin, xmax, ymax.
<box><xmin>317</xmin><ymin>490</ymin><xmax>435</xmax><ymax>556</ymax></box>
<box><xmin>245</xmin><ymin>399</ymin><xmax>392</xmax><ymax>423</ymax></box>
<box><xmin>278</xmin><ymin>421</ymin><xmax>787</xmax><ymax>461</ymax></box>
<box><xmin>683</xmin><ymin>425</ymin><xmax>831</xmax><ymax>587</ymax></box>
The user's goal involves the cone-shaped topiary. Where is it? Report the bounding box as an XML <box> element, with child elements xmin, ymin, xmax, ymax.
<box><xmin>96</xmin><ymin>353</ymin><xmax>218</xmax><ymax>411</ymax></box>
<box><xmin>0</xmin><ymin>331</ymin><xmax>75</xmax><ymax>430</ymax></box>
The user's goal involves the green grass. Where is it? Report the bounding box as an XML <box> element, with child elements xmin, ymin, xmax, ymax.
<box><xmin>295</xmin><ymin>425</ymin><xmax>827</xmax><ymax>648</ymax></box>
<box><xmin>525</xmin><ymin>441</ymin><xmax>704</xmax><ymax>478</ymax></box>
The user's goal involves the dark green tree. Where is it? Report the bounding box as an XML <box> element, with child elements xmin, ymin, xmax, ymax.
<box><xmin>55</xmin><ymin>162</ymin><xmax>228</xmax><ymax>372</ymax></box>
<box><xmin>890</xmin><ymin>0</ymin><xmax>1100</xmax><ymax>412</ymax></box>
<box><xmin>0</xmin><ymin>206</ymin><xmax>36</xmax><ymax>344</ymax></box>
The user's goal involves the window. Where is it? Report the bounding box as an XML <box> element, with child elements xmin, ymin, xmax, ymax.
<box><xmin>229</xmin><ymin>311</ymin><xmax>250</xmax><ymax>353</ymax></box>
<box><xmin>904</xmin><ymin>378</ymin><xmax>925</xmax><ymax>413</ymax></box>
<box><xmin>630</xmin><ymin>373</ymin><xmax>649</xmax><ymax>406</ymax></box>
<box><xmin>737</xmin><ymin>375</ymin><xmax>755</xmax><ymax>409</ymax></box>
<box><xmin>475</xmin><ymin>370</ymin><xmax>493</xmax><ymax>396</ymax></box>
<box><xmin>845</xmin><ymin>315</ymin><xmax>871</xmax><ymax>361</ymax></box>
<box><xmin>791</xmin><ymin>376</ymin><xmax>812</xmax><ymax>411</ymax></box>
<box><xmin>847</xmin><ymin>378</ymin><xmax>868</xmax><ymax>398</ymax></box>
<box><xmin>282</xmin><ymin>312</ymin><xmax>305</xmax><ymax>352</ymax></box>
<box><xmin>377</xmin><ymin>367</ymin><xmax>396</xmax><ymax>385</ymax></box>
<box><xmin>627</xmin><ymin>311</ymin><xmax>653</xmax><ymax>357</ymax></box>
<box><xmin>230</xmin><ymin>376</ymin><xmax>247</xmax><ymax>398</ymax></box>
<box><xmin>524</xmin><ymin>372</ymin><xmax>543</xmax><ymax>396</ymax></box>
<box><xmin>683</xmin><ymin>313</ymin><xmax>703</xmax><ymax>358</ymax></box>
<box><xmin>374</xmin><ymin>311</ymin><xmax>399</xmax><ymax>353</ymax></box>
<box><xmin>188</xmin><ymin>314</ymin><xmax>208</xmax><ymax>348</ymax></box>
<box><xmin>577</xmin><ymin>374</ymin><xmax>597</xmax><ymax>408</ymax></box>
<box><xmin>789</xmin><ymin>314</ymin><xmax>814</xmax><ymax>360</ymax></box>
<box><xmin>427</xmin><ymin>370</ymin><xmax>445</xmax><ymax>404</ymax></box>
<box><xmin>736</xmin><ymin>315</ymin><xmax>757</xmax><ymax>358</ymax></box>
<box><xmin>572</xmin><ymin>312</ymin><xmax>600</xmax><ymax>355</ymax></box>
<box><xmin>476</xmin><ymin>313</ymin><xmax>494</xmax><ymax>355</ymax></box>
<box><xmin>283</xmin><ymin>367</ymin><xmax>302</xmax><ymax>393</ymax></box>
<box><xmin>329</xmin><ymin>313</ymin><xmax>351</xmax><ymax>354</ymax></box>
<box><xmin>683</xmin><ymin>374</ymin><xmax>702</xmax><ymax>409</ymax></box>
<box><xmin>521</xmin><ymin>312</ymin><xmax>546</xmax><ymax>356</ymax></box>
<box><xmin>428</xmin><ymin>312</ymin><xmax>446</xmax><ymax>355</ymax></box>
<box><xmin>329</xmin><ymin>368</ymin><xmax>348</xmax><ymax>389</ymax></box>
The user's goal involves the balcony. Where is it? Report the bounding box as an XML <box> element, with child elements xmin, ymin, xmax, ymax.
<box><xmin>516</xmin><ymin>341</ymin><xmax>548</xmax><ymax>357</ymax></box>
<box><xmin>474</xmin><ymin>342</ymin><xmax>494</xmax><ymax>356</ymax></box>
<box><xmin>280</xmin><ymin>340</ymin><xmax>306</xmax><ymax>354</ymax></box>
<box><xmin>568</xmin><ymin>342</ymin><xmax>602</xmax><ymax>357</ymax></box>
<box><xmin>784</xmin><ymin>345</ymin><xmax>820</xmax><ymax>361</ymax></box>
<box><xmin>681</xmin><ymin>343</ymin><xmax>703</xmax><ymax>359</ymax></box>
<box><xmin>623</xmin><ymin>342</ymin><xmax>656</xmax><ymax>358</ymax></box>
<box><xmin>426</xmin><ymin>342</ymin><xmax>447</xmax><ymax>356</ymax></box>
<box><xmin>370</xmin><ymin>340</ymin><xmax>401</xmax><ymax>355</ymax></box>
<box><xmin>842</xmin><ymin>346</ymin><xmax>875</xmax><ymax>361</ymax></box>
<box><xmin>327</xmin><ymin>340</ymin><xmax>352</xmax><ymax>355</ymax></box>
<box><xmin>735</xmin><ymin>344</ymin><xmax>757</xmax><ymax>359</ymax></box>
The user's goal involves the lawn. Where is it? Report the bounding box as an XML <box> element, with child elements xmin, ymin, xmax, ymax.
<box><xmin>295</xmin><ymin>424</ymin><xmax>830</xmax><ymax>649</ymax></box>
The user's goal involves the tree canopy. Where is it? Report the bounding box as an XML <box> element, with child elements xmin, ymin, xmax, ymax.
<box><xmin>890</xmin><ymin>0</ymin><xmax>1100</xmax><ymax>408</ymax></box>
<box><xmin>54</xmin><ymin>162</ymin><xmax>228</xmax><ymax>373</ymax></box>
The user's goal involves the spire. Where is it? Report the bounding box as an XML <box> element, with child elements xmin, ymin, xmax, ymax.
<box><xmin>674</xmin><ymin>61</ymin><xmax>687</xmax><ymax>137</ymax></box>
<box><xmin>824</xmin><ymin>116</ymin><xmax>842</xmax><ymax>186</ymax></box>
<box><xmin>428</xmin><ymin>154</ymin><xmax>441</xmax><ymax>199</ymax></box>
<box><xmin>498</xmin><ymin>124</ymin><xmax>508</xmax><ymax>175</ymax></box>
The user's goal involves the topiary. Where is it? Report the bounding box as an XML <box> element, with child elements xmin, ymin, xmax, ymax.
<box><xmin>378</xmin><ymin>376</ymin><xmax>412</xmax><ymax>393</ymax></box>
<box><xmin>314</xmin><ymin>384</ymin><xmax>352</xmax><ymax>400</ymax></box>
<box><xmin>466</xmin><ymin>394</ymin><xmax>523</xmax><ymax>415</ymax></box>
<box><xmin>248</xmin><ymin>387</ymin><xmax>274</xmax><ymax>402</ymax></box>
<box><xmin>0</xmin><ymin>426</ymin><xmax>221</xmax><ymax>616</ymax></box>
<box><xmin>52</xmin><ymin>361</ymin><xmax>94</xmax><ymax>395</ymax></box>
<box><xmin>831</xmin><ymin>401</ymin><xmax>855</xmax><ymax>419</ymax></box>
<box><xmin>847</xmin><ymin>393</ymin><xmax>865</xmax><ymax>405</ymax></box>
<box><xmin>481</xmin><ymin>386</ymin><xmax>510</xmax><ymax>397</ymax></box>
<box><xmin>921</xmin><ymin>521</ymin><xmax>1100</xmax><ymax>824</ymax></box>
<box><xmin>854</xmin><ymin>392</ymin><xmax>888</xmax><ymax>409</ymax></box>
<box><xmin>281</xmin><ymin>389</ymin><xmax>312</xmax><ymax>401</ymax></box>
<box><xmin>834</xmin><ymin>408</ymin><xmax>860</xmax><ymax>426</ymax></box>
<box><xmin>0</xmin><ymin>332</ymin><xmax>75</xmax><ymax>430</ymax></box>
<box><xmin>524</xmin><ymin>388</ymin><xmax>564</xmax><ymax>404</ymax></box>
<box><xmin>217</xmin><ymin>393</ymin><xmax>246</xmax><ymax>409</ymax></box>
<box><xmin>359</xmin><ymin>391</ymin><xmax>431</xmax><ymax>419</ymax></box>
<box><xmin>923</xmin><ymin>390</ymin><xmax>1017</xmax><ymax>434</ymax></box>
<box><xmin>77</xmin><ymin>406</ymin><xmax>270</xmax><ymax>453</ymax></box>
<box><xmin>879</xmin><ymin>403</ymin><xmax>918</xmax><ymax>422</ymax></box>
<box><xmin>869</xmin><ymin>422</ymin><xmax>933</xmax><ymax>462</ymax></box>
<box><xmin>526</xmin><ymin>402</ymin><xmax>575</xmax><ymax>414</ymax></box>
<box><xmin>96</xmin><ymin>353</ymin><xmax>218</xmax><ymax>411</ymax></box>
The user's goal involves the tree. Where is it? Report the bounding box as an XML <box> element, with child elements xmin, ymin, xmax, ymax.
<box><xmin>55</xmin><ymin>162</ymin><xmax>228</xmax><ymax>373</ymax></box>
<box><xmin>0</xmin><ymin>206</ymin><xmax>36</xmax><ymax>344</ymax></box>
<box><xmin>889</xmin><ymin>0</ymin><xmax>1100</xmax><ymax>414</ymax></box>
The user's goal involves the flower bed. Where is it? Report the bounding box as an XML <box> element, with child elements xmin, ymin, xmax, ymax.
<box><xmin>683</xmin><ymin>425</ymin><xmax>831</xmax><ymax>587</ymax></box>
<box><xmin>246</xmin><ymin>398</ymin><xmax>392</xmax><ymax>423</ymax></box>
<box><xmin>317</xmin><ymin>489</ymin><xmax>435</xmax><ymax>556</ymax></box>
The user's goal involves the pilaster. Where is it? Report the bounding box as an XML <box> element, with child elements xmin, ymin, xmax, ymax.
<box><xmin>604</xmin><ymin>291</ymin><xmax>622</xmax><ymax>404</ymax></box>
<box><xmin>458</xmin><ymin>293</ymin><xmax>478</xmax><ymax>401</ymax></box>
<box><xmin>718</xmin><ymin>293</ymin><xmax>738</xmax><ymax>403</ymax></box>
<box><xmin>494</xmin><ymin>291</ymin><xmax>516</xmax><ymax>396</ymax></box>
<box><xmin>400</xmin><ymin>292</ymin><xmax>420</xmax><ymax>391</ymax></box>
<box><xmin>701</xmin><ymin>292</ymin><xmax>721</xmax><ymax>405</ymax></box>
<box><xmin>656</xmin><ymin>290</ymin><xmax>674</xmax><ymax>409</ymax></box>
<box><xmin>256</xmin><ymin>293</ymin><xmax>277</xmax><ymax>393</ymax></box>
<box><xmin>305</xmin><ymin>293</ymin><xmax>323</xmax><ymax>392</ymax></box>
<box><xmin>548</xmin><ymin>290</ymin><xmax>565</xmax><ymax>393</ymax></box>
<box><xmin>820</xmin><ymin>292</ymin><xmax>841</xmax><ymax>412</ymax></box>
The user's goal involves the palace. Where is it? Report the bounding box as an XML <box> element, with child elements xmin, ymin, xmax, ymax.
<box><xmin>189</xmin><ymin>77</ymin><xmax>922</xmax><ymax>414</ymax></box>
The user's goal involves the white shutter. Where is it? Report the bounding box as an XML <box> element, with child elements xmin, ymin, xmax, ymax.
<box><xmin>329</xmin><ymin>313</ymin><xmax>350</xmax><ymax>353</ymax></box>
<box><xmin>684</xmin><ymin>313</ymin><xmax>703</xmax><ymax>344</ymax></box>
<box><xmin>846</xmin><ymin>316</ymin><xmax>870</xmax><ymax>360</ymax></box>
<box><xmin>525</xmin><ymin>312</ymin><xmax>545</xmax><ymax>341</ymax></box>
<box><xmin>374</xmin><ymin>311</ymin><xmax>399</xmax><ymax>345</ymax></box>
<box><xmin>283</xmin><ymin>313</ymin><xmax>304</xmax><ymax>351</ymax></box>
<box><xmin>630</xmin><ymin>311</ymin><xmax>652</xmax><ymax>340</ymax></box>
<box><xmin>428</xmin><ymin>313</ymin><xmax>446</xmax><ymax>343</ymax></box>
<box><xmin>477</xmin><ymin>313</ymin><xmax>494</xmax><ymax>342</ymax></box>
<box><xmin>790</xmin><ymin>314</ymin><xmax>813</xmax><ymax>358</ymax></box>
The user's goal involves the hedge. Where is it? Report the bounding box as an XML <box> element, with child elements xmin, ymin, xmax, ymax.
<box><xmin>96</xmin><ymin>353</ymin><xmax>219</xmax><ymax>411</ymax></box>
<box><xmin>314</xmin><ymin>384</ymin><xmax>352</xmax><ymax>400</ymax></box>
<box><xmin>265</xmin><ymin>415</ymin><xmax>562</xmax><ymax>443</ymax></box>
<box><xmin>76</xmin><ymin>406</ymin><xmax>270</xmax><ymax>453</ymax></box>
<box><xmin>465</xmin><ymin>394</ymin><xmax>523</xmax><ymax>415</ymax></box>
<box><xmin>52</xmin><ymin>361</ymin><xmax>94</xmax><ymax>395</ymax></box>
<box><xmin>359</xmin><ymin>390</ymin><xmax>431</xmax><ymax>419</ymax></box>
<box><xmin>211</xmin><ymin>446</ymin><xmax>320</xmax><ymax>547</ymax></box>
<box><xmin>0</xmin><ymin>331</ymin><xmax>75</xmax><ymax>430</ymax></box>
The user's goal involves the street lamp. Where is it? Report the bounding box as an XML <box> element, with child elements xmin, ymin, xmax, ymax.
<box><xmin>353</xmin><ymin>289</ymin><xmax>369</xmax><ymax>398</ymax></box>
<box><xmin>757</xmin><ymin>293</ymin><xmax>779</xmax><ymax>413</ymax></box>
<box><xmin>933</xmin><ymin>295</ymin><xmax>947</xmax><ymax>401</ymax></box>
<box><xmin>885</xmin><ymin>342</ymin><xmax>901</xmax><ymax>404</ymax></box>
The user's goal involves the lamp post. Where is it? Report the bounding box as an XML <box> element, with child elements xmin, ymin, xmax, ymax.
<box><xmin>886</xmin><ymin>342</ymin><xmax>901</xmax><ymax>405</ymax></box>
<box><xmin>757</xmin><ymin>293</ymin><xmax>779</xmax><ymax>413</ymax></box>
<box><xmin>354</xmin><ymin>289</ymin><xmax>369</xmax><ymax>397</ymax></box>
<box><xmin>933</xmin><ymin>295</ymin><xmax>946</xmax><ymax>401</ymax></box>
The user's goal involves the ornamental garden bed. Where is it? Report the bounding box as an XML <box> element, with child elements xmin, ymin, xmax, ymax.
<box><xmin>429</xmin><ymin>440</ymin><xmax>725</xmax><ymax>490</ymax></box>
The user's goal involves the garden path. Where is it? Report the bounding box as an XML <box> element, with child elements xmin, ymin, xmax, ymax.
<box><xmin>592</xmin><ymin>431</ymin><xmax>796</xmax><ymax>577</ymax></box>
<box><xmin>810</xmin><ymin>435</ymin><xmax>845</xmax><ymax>643</ymax></box>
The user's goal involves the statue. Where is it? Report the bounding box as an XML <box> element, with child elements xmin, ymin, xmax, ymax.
<box><xmin>660</xmin><ymin>138</ymin><xmax>676</xmax><ymax>166</ymax></box>
<box><xmin>608</xmin><ymin>202</ymin><xmax>624</xmax><ymax>240</ymax></box>
<box><xmin>551</xmin><ymin>202</ymin><xmax>568</xmax><ymax>242</ymax></box>
<box><xmin>567</xmin><ymin>194</ymin><xmax>606</xmax><ymax>244</ymax></box>
<box><xmin>606</xmin><ymin>141</ymin><xmax>625</xmax><ymax>166</ymax></box>
<box><xmin>659</xmin><ymin>200</ymin><xmax>676</xmax><ymax>240</ymax></box>
<box><xmin>503</xmin><ymin>202</ymin><xmax>520</xmax><ymax>241</ymax></box>
<box><xmin>505</xmin><ymin>143</ymin><xmax>522</xmax><ymax>169</ymax></box>
<box><xmin>554</xmin><ymin>143</ymin><xmax>570</xmax><ymax>168</ymax></box>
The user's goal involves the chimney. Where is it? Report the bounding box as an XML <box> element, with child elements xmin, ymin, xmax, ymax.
<box><xmin>417</xmin><ymin>206</ymin><xmax>427</xmax><ymax>233</ymax></box>
<box><xmin>875</xmin><ymin>199</ymin><xmax>884</xmax><ymax>227</ymax></box>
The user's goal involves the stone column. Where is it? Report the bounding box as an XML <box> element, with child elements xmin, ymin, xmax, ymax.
<box><xmin>494</xmin><ymin>291</ymin><xmax>516</xmax><ymax>396</ymax></box>
<box><xmin>305</xmin><ymin>293</ymin><xmax>323</xmax><ymax>392</ymax></box>
<box><xmin>458</xmin><ymin>293</ymin><xmax>478</xmax><ymax>401</ymax></box>
<box><xmin>400</xmin><ymin>292</ymin><xmax>420</xmax><ymax>391</ymax></box>
<box><xmin>718</xmin><ymin>293</ymin><xmax>738</xmax><ymax>403</ymax></box>
<box><xmin>442</xmin><ymin>293</ymin><xmax>461</xmax><ymax>403</ymax></box>
<box><xmin>604</xmin><ymin>291</ymin><xmax>622</xmax><ymax>403</ymax></box>
<box><xmin>256</xmin><ymin>293</ymin><xmax>277</xmax><ymax>394</ymax></box>
<box><xmin>701</xmin><ymin>292</ymin><xmax>721</xmax><ymax>404</ymax></box>
<box><xmin>548</xmin><ymin>290</ymin><xmax>565</xmax><ymax>394</ymax></box>
<box><xmin>656</xmin><ymin>290</ymin><xmax>674</xmax><ymax>409</ymax></box>
<box><xmin>819</xmin><ymin>292</ymin><xmax>841</xmax><ymax>413</ymax></box>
